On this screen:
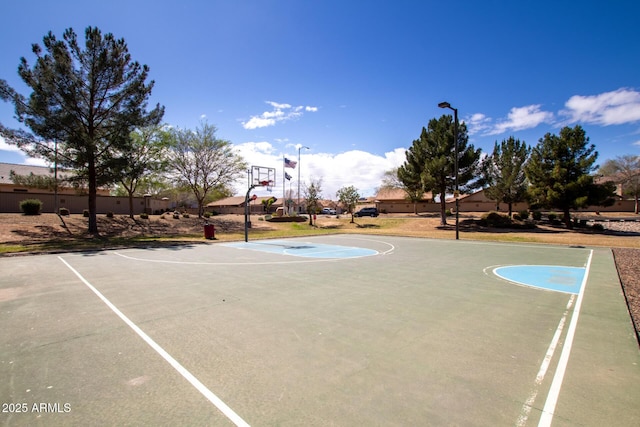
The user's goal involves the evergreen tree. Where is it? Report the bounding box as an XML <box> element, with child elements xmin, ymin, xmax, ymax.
<box><xmin>400</xmin><ymin>115</ymin><xmax>481</xmax><ymax>225</ymax></box>
<box><xmin>397</xmin><ymin>147</ymin><xmax>429</xmax><ymax>214</ymax></box>
<box><xmin>525</xmin><ymin>125</ymin><xmax>615</xmax><ymax>228</ymax></box>
<box><xmin>1</xmin><ymin>27</ymin><xmax>163</xmax><ymax>233</ymax></box>
<box><xmin>479</xmin><ymin>137</ymin><xmax>531</xmax><ymax>217</ymax></box>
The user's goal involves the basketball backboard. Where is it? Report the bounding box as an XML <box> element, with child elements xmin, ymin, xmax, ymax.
<box><xmin>250</xmin><ymin>166</ymin><xmax>276</xmax><ymax>191</ymax></box>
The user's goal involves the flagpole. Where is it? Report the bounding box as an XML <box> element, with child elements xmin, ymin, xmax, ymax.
<box><xmin>283</xmin><ymin>155</ymin><xmax>286</xmax><ymax>215</ymax></box>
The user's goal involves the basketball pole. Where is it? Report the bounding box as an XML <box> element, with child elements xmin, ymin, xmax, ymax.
<box><xmin>244</xmin><ymin>183</ymin><xmax>258</xmax><ymax>242</ymax></box>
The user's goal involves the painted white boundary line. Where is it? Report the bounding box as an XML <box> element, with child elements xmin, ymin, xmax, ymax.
<box><xmin>516</xmin><ymin>296</ymin><xmax>575</xmax><ymax>426</ymax></box>
<box><xmin>58</xmin><ymin>256</ymin><xmax>250</xmax><ymax>427</ymax></box>
<box><xmin>538</xmin><ymin>249</ymin><xmax>594</xmax><ymax>427</ymax></box>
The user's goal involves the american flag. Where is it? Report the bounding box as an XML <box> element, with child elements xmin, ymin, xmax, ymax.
<box><xmin>284</xmin><ymin>157</ymin><xmax>297</xmax><ymax>169</ymax></box>
<box><xmin>285</xmin><ymin>172</ymin><xmax>292</xmax><ymax>181</ymax></box>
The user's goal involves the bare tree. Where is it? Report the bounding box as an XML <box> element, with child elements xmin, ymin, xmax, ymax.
<box><xmin>167</xmin><ymin>121</ymin><xmax>246</xmax><ymax>217</ymax></box>
<box><xmin>336</xmin><ymin>185</ymin><xmax>360</xmax><ymax>223</ymax></box>
<box><xmin>598</xmin><ymin>154</ymin><xmax>640</xmax><ymax>214</ymax></box>
<box><xmin>303</xmin><ymin>179</ymin><xmax>323</xmax><ymax>225</ymax></box>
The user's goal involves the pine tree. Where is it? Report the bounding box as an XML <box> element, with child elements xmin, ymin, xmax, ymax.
<box><xmin>525</xmin><ymin>125</ymin><xmax>615</xmax><ymax>228</ymax></box>
<box><xmin>1</xmin><ymin>27</ymin><xmax>164</xmax><ymax>233</ymax></box>
<box><xmin>400</xmin><ymin>115</ymin><xmax>481</xmax><ymax>225</ymax></box>
<box><xmin>480</xmin><ymin>137</ymin><xmax>530</xmax><ymax>217</ymax></box>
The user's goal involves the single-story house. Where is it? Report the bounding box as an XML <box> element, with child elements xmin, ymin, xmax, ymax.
<box><xmin>374</xmin><ymin>186</ymin><xmax>636</xmax><ymax>214</ymax></box>
<box><xmin>0</xmin><ymin>162</ymin><xmax>170</xmax><ymax>214</ymax></box>
<box><xmin>206</xmin><ymin>196</ymin><xmax>283</xmax><ymax>215</ymax></box>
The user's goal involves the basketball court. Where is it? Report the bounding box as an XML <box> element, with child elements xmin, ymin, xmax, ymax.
<box><xmin>1</xmin><ymin>235</ymin><xmax>639</xmax><ymax>426</ymax></box>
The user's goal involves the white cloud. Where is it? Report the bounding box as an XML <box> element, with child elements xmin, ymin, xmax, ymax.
<box><xmin>231</xmin><ymin>143</ymin><xmax>406</xmax><ymax>198</ymax></box>
<box><xmin>488</xmin><ymin>105</ymin><xmax>554</xmax><ymax>135</ymax></box>
<box><xmin>24</xmin><ymin>157</ymin><xmax>49</xmax><ymax>167</ymax></box>
<box><xmin>242</xmin><ymin>101</ymin><xmax>318</xmax><ymax>130</ymax></box>
<box><xmin>466</xmin><ymin>113</ymin><xmax>492</xmax><ymax>136</ymax></box>
<box><xmin>267</xmin><ymin>101</ymin><xmax>291</xmax><ymax>110</ymax></box>
<box><xmin>561</xmin><ymin>88</ymin><xmax>640</xmax><ymax>126</ymax></box>
<box><xmin>243</xmin><ymin>116</ymin><xmax>277</xmax><ymax>129</ymax></box>
<box><xmin>0</xmin><ymin>135</ymin><xmax>23</xmax><ymax>154</ymax></box>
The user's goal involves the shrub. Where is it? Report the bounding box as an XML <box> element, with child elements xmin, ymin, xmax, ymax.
<box><xmin>20</xmin><ymin>199</ymin><xmax>42</xmax><ymax>215</ymax></box>
<box><xmin>106</xmin><ymin>211</ymin><xmax>114</xmax><ymax>218</ymax></box>
<box><xmin>592</xmin><ymin>223</ymin><xmax>604</xmax><ymax>231</ymax></box>
<box><xmin>83</xmin><ymin>209</ymin><xmax>89</xmax><ymax>217</ymax></box>
<box><xmin>140</xmin><ymin>213</ymin><xmax>149</xmax><ymax>219</ymax></box>
<box><xmin>573</xmin><ymin>218</ymin><xmax>587</xmax><ymax>228</ymax></box>
<box><xmin>481</xmin><ymin>211</ymin><xmax>513</xmax><ymax>228</ymax></box>
<box><xmin>203</xmin><ymin>212</ymin><xmax>211</xmax><ymax>218</ymax></box>
<box><xmin>518</xmin><ymin>210</ymin><xmax>530</xmax><ymax>220</ymax></box>
<box><xmin>173</xmin><ymin>212</ymin><xmax>180</xmax><ymax>219</ymax></box>
<box><xmin>182</xmin><ymin>213</ymin><xmax>190</xmax><ymax>218</ymax></box>
<box><xmin>532</xmin><ymin>210</ymin><xmax>542</xmax><ymax>221</ymax></box>
<box><xmin>59</xmin><ymin>207</ymin><xmax>70</xmax><ymax>216</ymax></box>
<box><xmin>547</xmin><ymin>213</ymin><xmax>557</xmax><ymax>222</ymax></box>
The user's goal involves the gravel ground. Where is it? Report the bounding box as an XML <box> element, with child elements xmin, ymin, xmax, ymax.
<box><xmin>613</xmin><ymin>247</ymin><xmax>640</xmax><ymax>344</ymax></box>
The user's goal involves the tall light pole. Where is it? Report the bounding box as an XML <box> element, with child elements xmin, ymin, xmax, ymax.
<box><xmin>297</xmin><ymin>145</ymin><xmax>310</xmax><ymax>213</ymax></box>
<box><xmin>438</xmin><ymin>101</ymin><xmax>459</xmax><ymax>240</ymax></box>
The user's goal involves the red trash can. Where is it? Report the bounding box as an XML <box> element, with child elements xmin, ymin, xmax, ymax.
<box><xmin>204</xmin><ymin>223</ymin><xmax>215</xmax><ymax>239</ymax></box>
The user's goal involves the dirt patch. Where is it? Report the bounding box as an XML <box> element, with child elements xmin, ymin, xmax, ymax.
<box><xmin>0</xmin><ymin>213</ymin><xmax>257</xmax><ymax>244</ymax></box>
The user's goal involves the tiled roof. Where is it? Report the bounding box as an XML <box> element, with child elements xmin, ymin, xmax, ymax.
<box><xmin>375</xmin><ymin>188</ymin><xmax>433</xmax><ymax>201</ymax></box>
<box><xmin>0</xmin><ymin>162</ymin><xmax>72</xmax><ymax>185</ymax></box>
<box><xmin>206</xmin><ymin>196</ymin><xmax>283</xmax><ymax>207</ymax></box>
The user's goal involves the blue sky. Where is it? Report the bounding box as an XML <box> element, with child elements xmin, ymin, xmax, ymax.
<box><xmin>1</xmin><ymin>0</ymin><xmax>639</xmax><ymax>197</ymax></box>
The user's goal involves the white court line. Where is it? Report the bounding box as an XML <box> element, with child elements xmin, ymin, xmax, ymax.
<box><xmin>58</xmin><ymin>256</ymin><xmax>250</xmax><ymax>427</ymax></box>
<box><xmin>516</xmin><ymin>296</ymin><xmax>575</xmax><ymax>426</ymax></box>
<box><xmin>537</xmin><ymin>249</ymin><xmax>593</xmax><ymax>427</ymax></box>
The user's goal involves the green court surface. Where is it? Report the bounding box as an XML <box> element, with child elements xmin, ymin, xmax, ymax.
<box><xmin>1</xmin><ymin>235</ymin><xmax>639</xmax><ymax>426</ymax></box>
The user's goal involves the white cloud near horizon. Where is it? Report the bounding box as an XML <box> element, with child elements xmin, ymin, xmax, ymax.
<box><xmin>0</xmin><ymin>135</ymin><xmax>22</xmax><ymax>154</ymax></box>
<box><xmin>242</xmin><ymin>101</ymin><xmax>318</xmax><ymax>129</ymax></box>
<box><xmin>233</xmin><ymin>141</ymin><xmax>406</xmax><ymax>198</ymax></box>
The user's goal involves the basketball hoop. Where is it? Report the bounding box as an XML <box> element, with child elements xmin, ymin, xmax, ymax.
<box><xmin>251</xmin><ymin>166</ymin><xmax>276</xmax><ymax>192</ymax></box>
<box><xmin>246</xmin><ymin>166</ymin><xmax>276</xmax><ymax>243</ymax></box>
